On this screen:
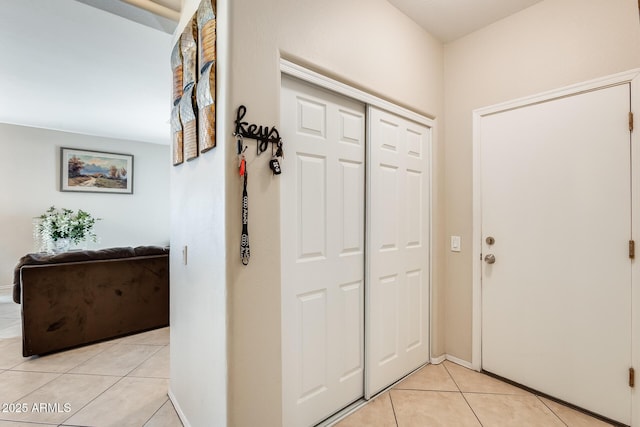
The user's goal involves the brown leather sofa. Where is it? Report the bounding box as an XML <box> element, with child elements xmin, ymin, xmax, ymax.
<box><xmin>13</xmin><ymin>246</ymin><xmax>169</xmax><ymax>356</ymax></box>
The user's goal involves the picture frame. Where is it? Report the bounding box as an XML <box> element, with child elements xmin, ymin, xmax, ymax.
<box><xmin>60</xmin><ymin>147</ymin><xmax>134</xmax><ymax>194</ymax></box>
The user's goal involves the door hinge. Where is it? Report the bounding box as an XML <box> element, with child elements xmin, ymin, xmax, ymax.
<box><xmin>630</xmin><ymin>240</ymin><xmax>635</xmax><ymax>259</ymax></box>
<box><xmin>630</xmin><ymin>367</ymin><xmax>635</xmax><ymax>388</ymax></box>
<box><xmin>630</xmin><ymin>112</ymin><xmax>634</xmax><ymax>132</ymax></box>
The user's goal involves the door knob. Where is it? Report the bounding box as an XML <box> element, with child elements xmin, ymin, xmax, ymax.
<box><xmin>484</xmin><ymin>254</ymin><xmax>496</xmax><ymax>264</ymax></box>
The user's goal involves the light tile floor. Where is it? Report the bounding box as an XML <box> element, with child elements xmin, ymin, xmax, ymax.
<box><xmin>0</xmin><ymin>293</ymin><xmax>182</xmax><ymax>427</ymax></box>
<box><xmin>0</xmin><ymin>293</ymin><xmax>617</xmax><ymax>427</ymax></box>
<box><xmin>335</xmin><ymin>362</ymin><xmax>615</xmax><ymax>427</ymax></box>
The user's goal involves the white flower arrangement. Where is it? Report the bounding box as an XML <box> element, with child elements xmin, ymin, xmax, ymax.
<box><xmin>35</xmin><ymin>206</ymin><xmax>99</xmax><ymax>252</ymax></box>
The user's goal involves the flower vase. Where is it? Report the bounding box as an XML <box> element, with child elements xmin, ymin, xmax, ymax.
<box><xmin>53</xmin><ymin>238</ymin><xmax>71</xmax><ymax>253</ymax></box>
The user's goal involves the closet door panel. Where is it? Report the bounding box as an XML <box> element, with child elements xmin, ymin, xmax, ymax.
<box><xmin>366</xmin><ymin>107</ymin><xmax>431</xmax><ymax>397</ymax></box>
<box><xmin>281</xmin><ymin>76</ymin><xmax>365</xmax><ymax>427</ymax></box>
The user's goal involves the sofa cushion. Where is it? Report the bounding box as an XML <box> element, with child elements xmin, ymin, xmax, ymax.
<box><xmin>133</xmin><ymin>246</ymin><xmax>169</xmax><ymax>257</ymax></box>
<box><xmin>13</xmin><ymin>246</ymin><xmax>168</xmax><ymax>303</ymax></box>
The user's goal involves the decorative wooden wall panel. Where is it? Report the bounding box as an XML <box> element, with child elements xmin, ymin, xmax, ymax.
<box><xmin>171</xmin><ymin>0</ymin><xmax>216</xmax><ymax>165</ymax></box>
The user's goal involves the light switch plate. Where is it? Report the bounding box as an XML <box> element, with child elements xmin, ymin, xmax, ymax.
<box><xmin>451</xmin><ymin>236</ymin><xmax>461</xmax><ymax>252</ymax></box>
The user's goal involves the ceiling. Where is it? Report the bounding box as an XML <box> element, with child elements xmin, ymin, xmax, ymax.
<box><xmin>388</xmin><ymin>0</ymin><xmax>543</xmax><ymax>42</ymax></box>
<box><xmin>75</xmin><ymin>0</ymin><xmax>181</xmax><ymax>33</ymax></box>
<box><xmin>0</xmin><ymin>0</ymin><xmax>542</xmax><ymax>146</ymax></box>
<box><xmin>0</xmin><ymin>0</ymin><xmax>174</xmax><ymax>144</ymax></box>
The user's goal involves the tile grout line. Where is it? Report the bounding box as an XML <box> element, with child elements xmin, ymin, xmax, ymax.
<box><xmin>61</xmin><ymin>340</ymin><xmax>164</xmax><ymax>377</ymax></box>
<box><xmin>442</xmin><ymin>362</ymin><xmax>484</xmax><ymax>427</ymax></box>
<box><xmin>0</xmin><ymin>374</ymin><xmax>123</xmax><ymax>426</ymax></box>
<box><xmin>122</xmin><ymin>343</ymin><xmax>165</xmax><ymax>377</ymax></box>
<box><xmin>387</xmin><ymin>391</ymin><xmax>400</xmax><ymax>427</ymax></box>
<box><xmin>58</xmin><ymin>342</ymin><xmax>168</xmax><ymax>424</ymax></box>
<box><xmin>59</xmin><ymin>374</ymin><xmax>130</xmax><ymax>426</ymax></box>
<box><xmin>536</xmin><ymin>395</ymin><xmax>569</xmax><ymax>427</ymax></box>
<box><xmin>20</xmin><ymin>343</ymin><xmax>164</xmax><ymax>424</ymax></box>
<box><xmin>0</xmin><ymin>316</ymin><xmax>172</xmax><ymax>426</ymax></box>
<box><xmin>5</xmin><ymin>340</ymin><xmax>125</xmax><ymax>376</ymax></box>
<box><xmin>60</xmin><ymin>341</ymin><xmax>123</xmax><ymax>374</ymax></box>
<box><xmin>9</xmin><ymin>368</ymin><xmax>123</xmax><ymax>377</ymax></box>
<box><xmin>124</xmin><ymin>371</ymin><xmax>170</xmax><ymax>379</ymax></box>
<box><xmin>441</xmin><ymin>362</ymin><xmax>534</xmax><ymax>396</ymax></box>
<box><xmin>441</xmin><ymin>362</ymin><xmax>461</xmax><ymax>393</ymax></box>
<box><xmin>444</xmin><ymin>361</ymin><xmax>589</xmax><ymax>426</ymax></box>
<box><xmin>393</xmin><ymin>388</ymin><xmax>462</xmax><ymax>393</ymax></box>
<box><xmin>457</xmin><ymin>390</ymin><xmax>536</xmax><ymax>396</ymax></box>
<box><xmin>459</xmin><ymin>391</ymin><xmax>485</xmax><ymax>427</ymax></box>
<box><xmin>140</xmin><ymin>396</ymin><xmax>170</xmax><ymax>426</ymax></box>
<box><xmin>61</xmin><ymin>376</ymin><xmax>169</xmax><ymax>427</ymax></box>
<box><xmin>8</xmin><ymin>372</ymin><xmax>64</xmax><ymax>406</ymax></box>
<box><xmin>58</xmin><ymin>374</ymin><xmax>170</xmax><ymax>426</ymax></box>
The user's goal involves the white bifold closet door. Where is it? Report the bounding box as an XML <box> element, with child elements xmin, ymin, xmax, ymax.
<box><xmin>280</xmin><ymin>76</ymin><xmax>431</xmax><ymax>426</ymax></box>
<box><xmin>281</xmin><ymin>76</ymin><xmax>366</xmax><ymax>427</ymax></box>
<box><xmin>366</xmin><ymin>107</ymin><xmax>431</xmax><ymax>397</ymax></box>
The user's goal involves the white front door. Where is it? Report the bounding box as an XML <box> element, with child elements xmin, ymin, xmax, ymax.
<box><xmin>366</xmin><ymin>107</ymin><xmax>431</xmax><ymax>397</ymax></box>
<box><xmin>280</xmin><ymin>76</ymin><xmax>366</xmax><ymax>427</ymax></box>
<box><xmin>480</xmin><ymin>84</ymin><xmax>632</xmax><ymax>424</ymax></box>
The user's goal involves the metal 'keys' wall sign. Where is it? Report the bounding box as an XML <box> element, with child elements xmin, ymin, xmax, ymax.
<box><xmin>234</xmin><ymin>105</ymin><xmax>285</xmax><ymax>266</ymax></box>
<box><xmin>233</xmin><ymin>105</ymin><xmax>283</xmax><ymax>155</ymax></box>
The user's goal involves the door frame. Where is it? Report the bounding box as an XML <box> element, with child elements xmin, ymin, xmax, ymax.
<box><xmin>279</xmin><ymin>58</ymin><xmax>435</xmax><ymax>400</ymax></box>
<box><xmin>471</xmin><ymin>68</ymin><xmax>640</xmax><ymax>418</ymax></box>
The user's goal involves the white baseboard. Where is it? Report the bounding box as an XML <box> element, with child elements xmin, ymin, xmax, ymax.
<box><xmin>431</xmin><ymin>353</ymin><xmax>476</xmax><ymax>370</ymax></box>
<box><xmin>445</xmin><ymin>354</ymin><xmax>476</xmax><ymax>370</ymax></box>
<box><xmin>0</xmin><ymin>285</ymin><xmax>12</xmax><ymax>296</ymax></box>
<box><xmin>168</xmin><ymin>388</ymin><xmax>192</xmax><ymax>427</ymax></box>
<box><xmin>430</xmin><ymin>354</ymin><xmax>446</xmax><ymax>365</ymax></box>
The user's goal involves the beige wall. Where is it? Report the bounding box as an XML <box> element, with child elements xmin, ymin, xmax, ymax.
<box><xmin>0</xmin><ymin>123</ymin><xmax>170</xmax><ymax>288</ymax></box>
<box><xmin>169</xmin><ymin>1</ymin><xmax>229</xmax><ymax>426</ymax></box>
<box><xmin>443</xmin><ymin>0</ymin><xmax>640</xmax><ymax>361</ymax></box>
<box><xmin>170</xmin><ymin>0</ymin><xmax>640</xmax><ymax>425</ymax></box>
<box><xmin>224</xmin><ymin>1</ymin><xmax>444</xmax><ymax>426</ymax></box>
<box><xmin>171</xmin><ymin>1</ymin><xmax>444</xmax><ymax>424</ymax></box>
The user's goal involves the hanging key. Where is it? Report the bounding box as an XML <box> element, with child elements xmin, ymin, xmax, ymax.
<box><xmin>269</xmin><ymin>157</ymin><xmax>282</xmax><ymax>175</ymax></box>
<box><xmin>270</xmin><ymin>141</ymin><xmax>283</xmax><ymax>175</ymax></box>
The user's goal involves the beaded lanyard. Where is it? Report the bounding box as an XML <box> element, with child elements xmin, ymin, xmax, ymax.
<box><xmin>238</xmin><ymin>136</ymin><xmax>250</xmax><ymax>265</ymax></box>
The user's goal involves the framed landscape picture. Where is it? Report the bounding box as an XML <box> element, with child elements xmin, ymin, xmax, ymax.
<box><xmin>60</xmin><ymin>147</ymin><xmax>134</xmax><ymax>194</ymax></box>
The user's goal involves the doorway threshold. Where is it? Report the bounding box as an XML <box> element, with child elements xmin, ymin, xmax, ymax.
<box><xmin>482</xmin><ymin>370</ymin><xmax>629</xmax><ymax>427</ymax></box>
